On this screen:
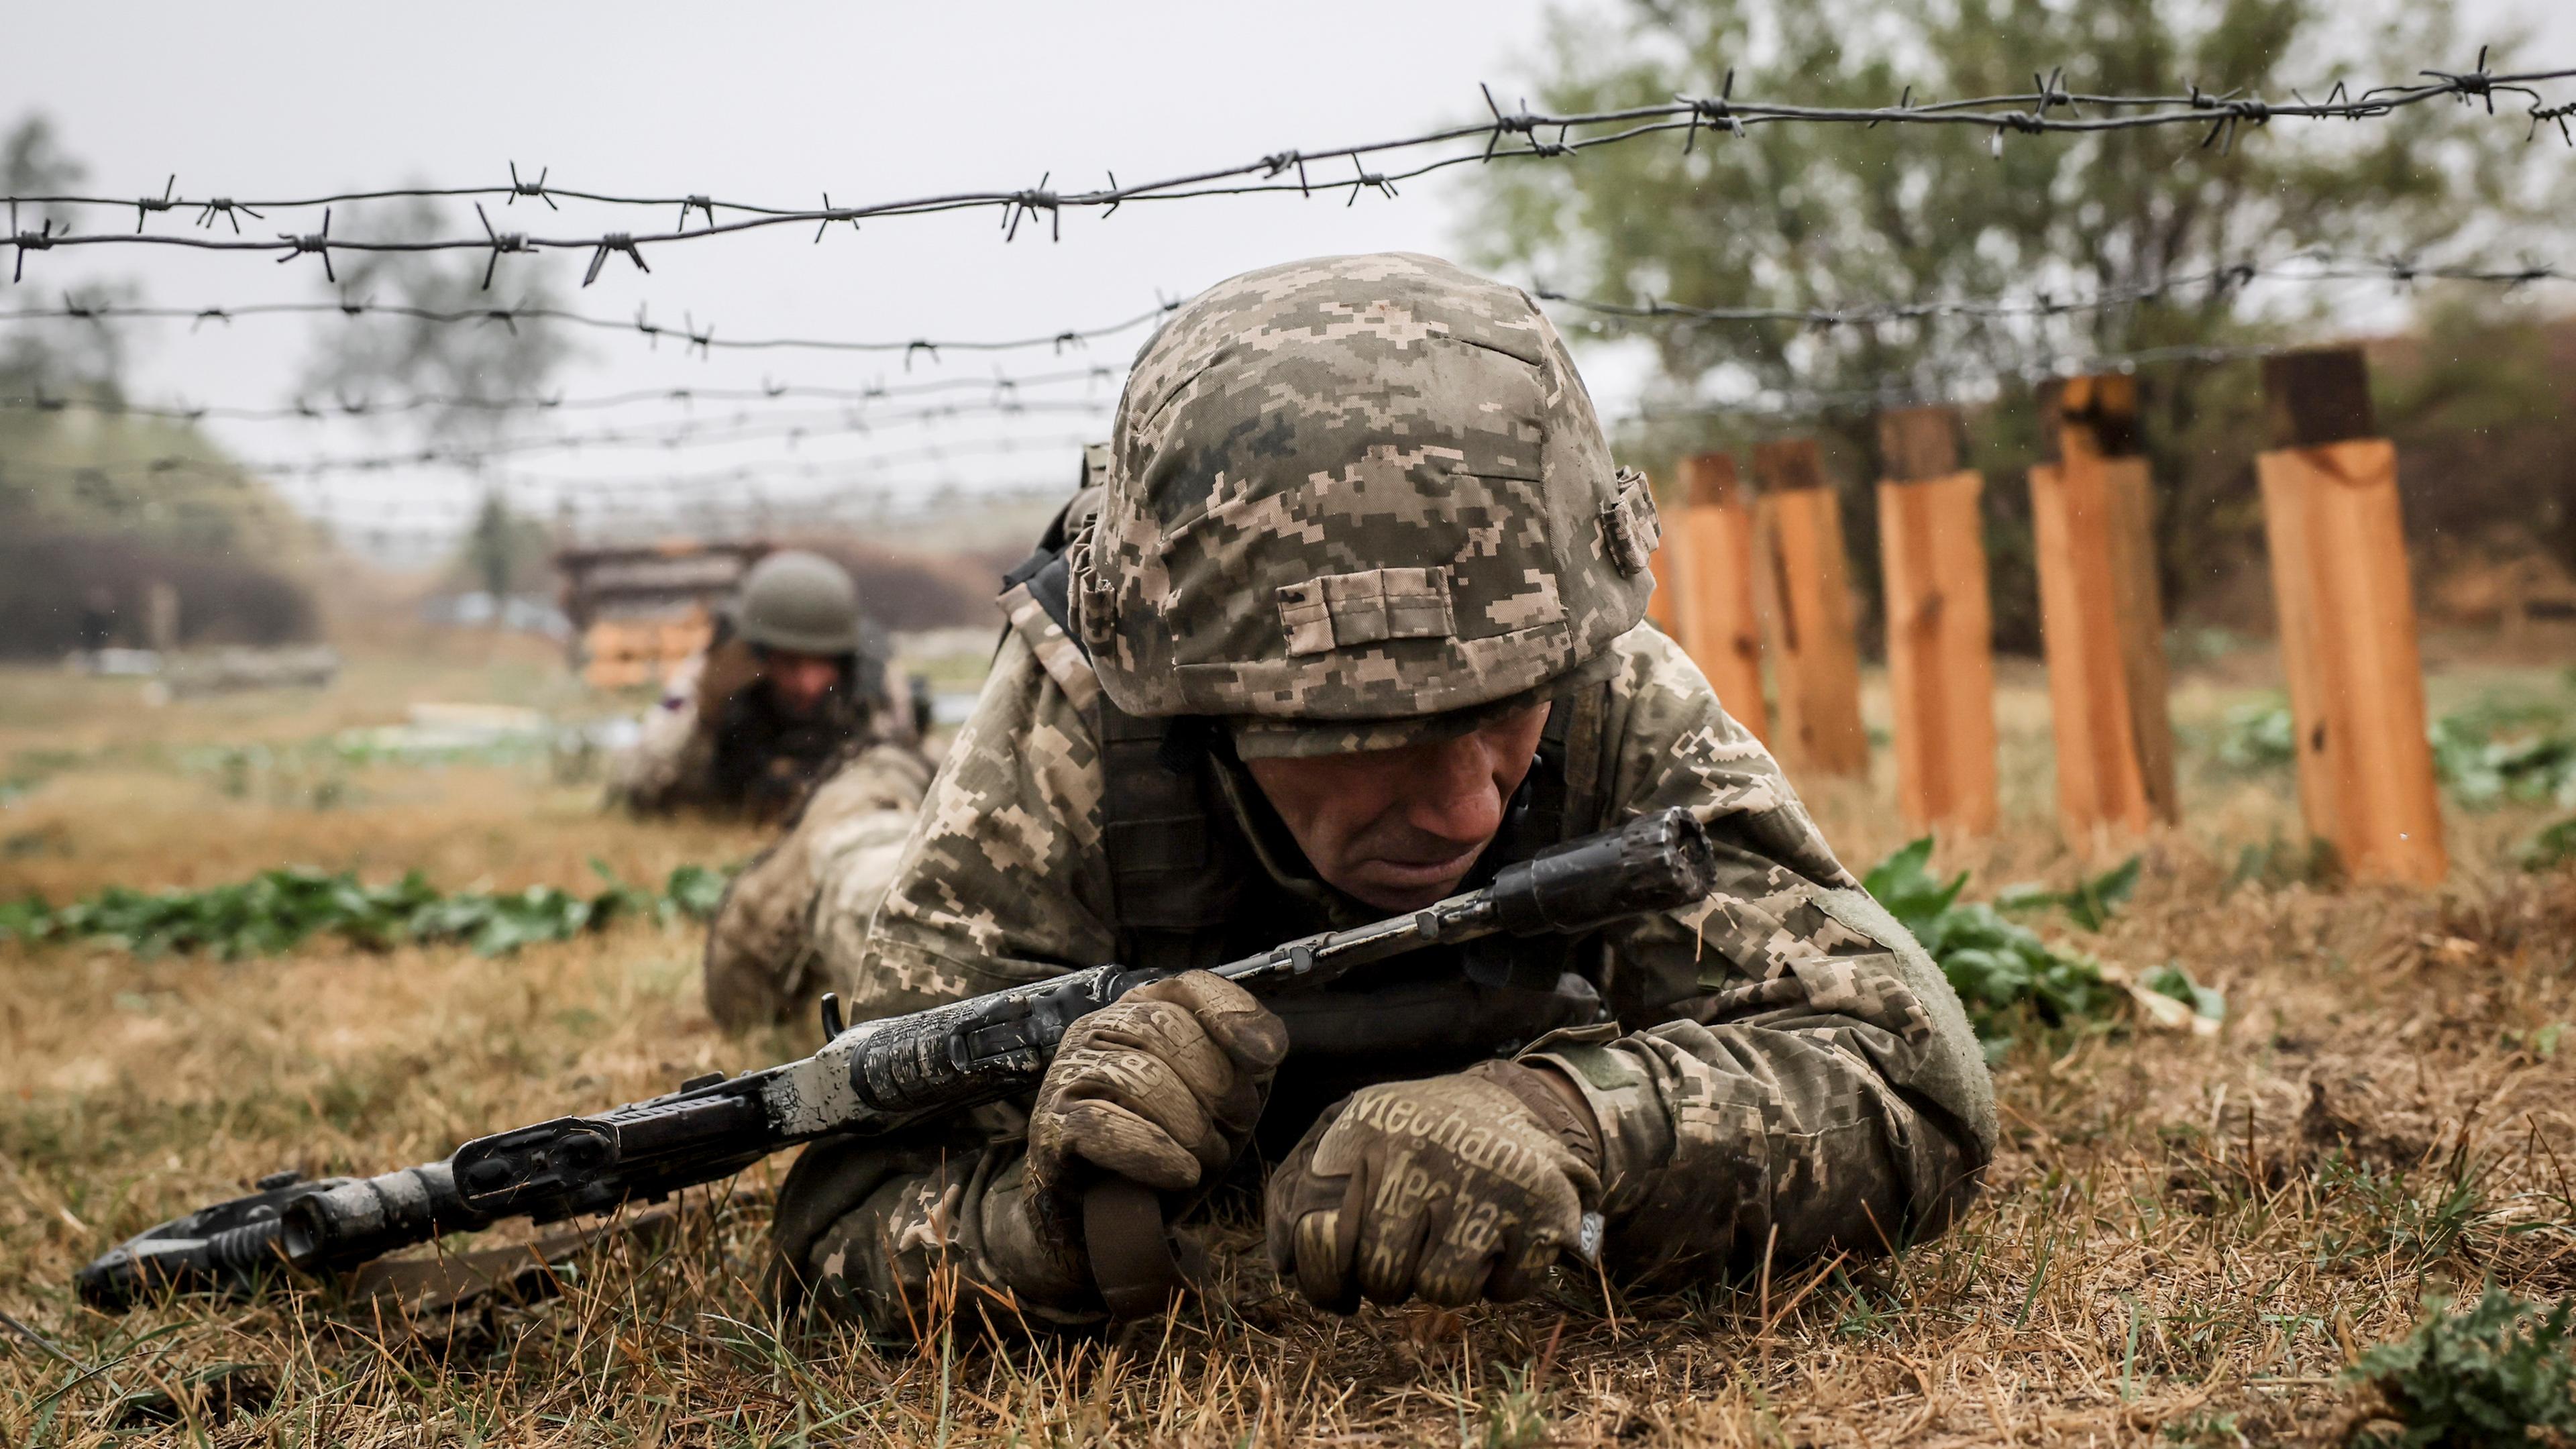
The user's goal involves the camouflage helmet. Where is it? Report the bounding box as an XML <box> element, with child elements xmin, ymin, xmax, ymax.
<box><xmin>1069</xmin><ymin>252</ymin><xmax>1658</xmax><ymax>757</ymax></box>
<box><xmin>734</xmin><ymin>549</ymin><xmax>865</xmax><ymax>657</ymax></box>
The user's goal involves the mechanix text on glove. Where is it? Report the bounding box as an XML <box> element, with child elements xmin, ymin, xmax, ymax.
<box><xmin>1265</xmin><ymin>1059</ymin><xmax>1602</xmax><ymax>1313</ymax></box>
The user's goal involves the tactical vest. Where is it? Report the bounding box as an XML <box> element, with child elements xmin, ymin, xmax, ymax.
<box><xmin>1002</xmin><ymin>513</ymin><xmax>1620</xmax><ymax>1138</ymax></box>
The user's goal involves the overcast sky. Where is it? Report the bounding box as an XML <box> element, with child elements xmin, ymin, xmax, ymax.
<box><xmin>9</xmin><ymin>0</ymin><xmax>2569</xmax><ymax>563</ymax></box>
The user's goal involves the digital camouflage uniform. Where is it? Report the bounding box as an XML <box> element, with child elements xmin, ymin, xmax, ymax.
<box><xmin>772</xmin><ymin>254</ymin><xmax>1995</xmax><ymax>1337</ymax></box>
<box><xmin>611</xmin><ymin>639</ymin><xmax>911</xmax><ymax>824</ymax></box>
<box><xmin>611</xmin><ymin>550</ymin><xmax>937</xmax><ymax>1029</ymax></box>
<box><xmin>700</xmin><ymin>739</ymin><xmax>935</xmax><ymax>1032</ymax></box>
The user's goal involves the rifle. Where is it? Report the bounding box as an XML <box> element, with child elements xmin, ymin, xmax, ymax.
<box><xmin>78</xmin><ymin>806</ymin><xmax>1717</xmax><ymax>1316</ymax></box>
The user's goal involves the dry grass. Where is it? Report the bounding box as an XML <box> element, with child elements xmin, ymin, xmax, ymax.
<box><xmin>3</xmin><ymin>645</ymin><xmax>2575</xmax><ymax>1446</ymax></box>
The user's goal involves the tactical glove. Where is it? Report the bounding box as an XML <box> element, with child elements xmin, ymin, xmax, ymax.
<box><xmin>1024</xmin><ymin>970</ymin><xmax>1289</xmax><ymax>1242</ymax></box>
<box><xmin>1265</xmin><ymin>1059</ymin><xmax>1603</xmax><ymax>1312</ymax></box>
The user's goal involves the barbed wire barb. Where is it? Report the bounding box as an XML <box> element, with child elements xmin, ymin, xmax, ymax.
<box><xmin>474</xmin><ymin>203</ymin><xmax>531</xmax><ymax>289</ymax></box>
<box><xmin>580</xmin><ymin>231</ymin><xmax>647</xmax><ymax>286</ymax></box>
<box><xmin>9</xmin><ymin>205</ymin><xmax>56</xmax><ymax>284</ymax></box>
<box><xmin>507</xmin><ymin>162</ymin><xmax>556</xmax><ymax>210</ymax></box>
<box><xmin>192</xmin><ymin>196</ymin><xmax>259</xmax><ymax>233</ymax></box>
<box><xmin>133</xmin><ymin>175</ymin><xmax>176</xmax><ymax>233</ymax></box>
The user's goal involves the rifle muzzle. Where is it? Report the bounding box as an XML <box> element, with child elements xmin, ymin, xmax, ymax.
<box><xmin>1486</xmin><ymin>805</ymin><xmax>1718</xmax><ymax>936</ymax></box>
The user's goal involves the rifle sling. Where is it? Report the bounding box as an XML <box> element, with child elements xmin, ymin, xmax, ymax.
<box><xmin>1081</xmin><ymin>1177</ymin><xmax>1189</xmax><ymax>1320</ymax></box>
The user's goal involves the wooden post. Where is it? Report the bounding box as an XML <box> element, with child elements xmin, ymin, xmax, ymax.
<box><xmin>2028</xmin><ymin>376</ymin><xmax>2179</xmax><ymax>845</ymax></box>
<box><xmin>1666</xmin><ymin>453</ymin><xmax>1770</xmax><ymax>743</ymax></box>
<box><xmin>1750</xmin><ymin>439</ymin><xmax>1868</xmax><ymax>777</ymax></box>
<box><xmin>1645</xmin><ymin>535</ymin><xmax>1679</xmax><ymax>632</ymax></box>
<box><xmin>2257</xmin><ymin>348</ymin><xmax>2447</xmax><ymax>885</ymax></box>
<box><xmin>1876</xmin><ymin>407</ymin><xmax>1997</xmax><ymax>835</ymax></box>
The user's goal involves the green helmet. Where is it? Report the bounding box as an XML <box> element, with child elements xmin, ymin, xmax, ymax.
<box><xmin>734</xmin><ymin>550</ymin><xmax>865</xmax><ymax>657</ymax></box>
<box><xmin>1069</xmin><ymin>252</ymin><xmax>1658</xmax><ymax>757</ymax></box>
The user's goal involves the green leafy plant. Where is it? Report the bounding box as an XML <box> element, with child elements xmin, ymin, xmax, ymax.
<box><xmin>0</xmin><ymin>862</ymin><xmax>729</xmax><ymax>960</ymax></box>
<box><xmin>2346</xmin><ymin>1289</ymin><xmax>2576</xmax><ymax>1447</ymax></box>
<box><xmin>2213</xmin><ymin>698</ymin><xmax>2576</xmax><ymax>808</ymax></box>
<box><xmin>1997</xmin><ymin>855</ymin><xmax>2141</xmax><ymax>931</ymax></box>
<box><xmin>1863</xmin><ymin>838</ymin><xmax>2124</xmax><ymax>1058</ymax></box>
<box><xmin>2214</xmin><ymin>700</ymin><xmax>2298</xmax><ymax>772</ymax></box>
<box><xmin>2430</xmin><ymin>702</ymin><xmax>2576</xmax><ymax>808</ymax></box>
<box><xmin>2142</xmin><ymin>963</ymin><xmax>2226</xmax><ymax>1024</ymax></box>
<box><xmin>2526</xmin><ymin>817</ymin><xmax>2576</xmax><ymax>872</ymax></box>
<box><xmin>661</xmin><ymin>863</ymin><xmax>731</xmax><ymax>922</ymax></box>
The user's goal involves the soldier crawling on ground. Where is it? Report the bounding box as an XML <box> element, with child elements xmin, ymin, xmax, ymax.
<box><xmin>751</xmin><ymin>253</ymin><xmax>1996</xmax><ymax>1334</ymax></box>
<box><xmin>606</xmin><ymin>549</ymin><xmax>935</xmax><ymax>1031</ymax></box>
<box><xmin>610</xmin><ymin>549</ymin><xmax>921</xmax><ymax>826</ymax></box>
<box><xmin>693</xmin><ymin>451</ymin><xmax>1104</xmax><ymax>1033</ymax></box>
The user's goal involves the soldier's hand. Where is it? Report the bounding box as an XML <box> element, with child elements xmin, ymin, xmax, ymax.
<box><xmin>1265</xmin><ymin>1060</ymin><xmax>1603</xmax><ymax>1312</ymax></box>
<box><xmin>1025</xmin><ymin>970</ymin><xmax>1289</xmax><ymax>1238</ymax></box>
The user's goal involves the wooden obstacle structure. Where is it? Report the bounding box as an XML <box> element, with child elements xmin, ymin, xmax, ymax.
<box><xmin>1637</xmin><ymin>347</ymin><xmax>2451</xmax><ymax>881</ymax></box>
<box><xmin>1750</xmin><ymin>439</ymin><xmax>1870</xmax><ymax>777</ymax></box>
<box><xmin>1876</xmin><ymin>406</ymin><xmax>1998</xmax><ymax>835</ymax></box>
<box><xmin>1663</xmin><ymin>453</ymin><xmax>1770</xmax><ymax>742</ymax></box>
<box><xmin>555</xmin><ymin>539</ymin><xmax>769</xmax><ymax>692</ymax></box>
<box><xmin>2028</xmin><ymin>376</ymin><xmax>2180</xmax><ymax>847</ymax></box>
<box><xmin>2257</xmin><ymin>348</ymin><xmax>2447</xmax><ymax>884</ymax></box>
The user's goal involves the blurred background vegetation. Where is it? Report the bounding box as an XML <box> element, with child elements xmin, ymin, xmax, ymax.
<box><xmin>1467</xmin><ymin>0</ymin><xmax>2575</xmax><ymax>652</ymax></box>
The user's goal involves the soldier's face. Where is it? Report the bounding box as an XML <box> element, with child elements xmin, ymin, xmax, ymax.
<box><xmin>1242</xmin><ymin>702</ymin><xmax>1551</xmax><ymax>912</ymax></box>
<box><xmin>763</xmin><ymin>651</ymin><xmax>843</xmax><ymax>718</ymax></box>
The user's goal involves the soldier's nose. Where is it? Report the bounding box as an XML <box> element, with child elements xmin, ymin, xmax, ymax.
<box><xmin>1397</xmin><ymin>735</ymin><xmax>1509</xmax><ymax>848</ymax></box>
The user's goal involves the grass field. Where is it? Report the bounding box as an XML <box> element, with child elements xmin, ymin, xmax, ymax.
<box><xmin>3</xmin><ymin>633</ymin><xmax>2574</xmax><ymax>1446</ymax></box>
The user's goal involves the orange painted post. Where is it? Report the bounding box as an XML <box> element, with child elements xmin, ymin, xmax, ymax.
<box><xmin>1876</xmin><ymin>407</ymin><xmax>1997</xmax><ymax>835</ymax></box>
<box><xmin>2257</xmin><ymin>348</ymin><xmax>2447</xmax><ymax>885</ymax></box>
<box><xmin>1667</xmin><ymin>453</ymin><xmax>1770</xmax><ymax>742</ymax></box>
<box><xmin>1645</xmin><ymin>532</ymin><xmax>1679</xmax><ymax>632</ymax></box>
<box><xmin>1750</xmin><ymin>439</ymin><xmax>1868</xmax><ymax>777</ymax></box>
<box><xmin>2028</xmin><ymin>376</ymin><xmax>2179</xmax><ymax>846</ymax></box>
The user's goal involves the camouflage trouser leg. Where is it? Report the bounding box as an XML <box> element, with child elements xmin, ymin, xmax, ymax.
<box><xmin>702</xmin><ymin>744</ymin><xmax>932</xmax><ymax>1031</ymax></box>
<box><xmin>768</xmin><ymin>1108</ymin><xmax>1102</xmax><ymax>1340</ymax></box>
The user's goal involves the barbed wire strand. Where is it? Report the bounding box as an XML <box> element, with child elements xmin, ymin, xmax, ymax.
<box><xmin>3</xmin><ymin>402</ymin><xmax>1110</xmax><ymax>480</ymax></box>
<box><xmin>1537</xmin><ymin>253</ymin><xmax>2573</xmax><ymax>331</ymax></box>
<box><xmin>8</xmin><ymin>55</ymin><xmax>2570</xmax><ymax>283</ymax></box>
<box><xmin>1610</xmin><ymin>339</ymin><xmax>2310</xmax><ymax>427</ymax></box>
<box><xmin>13</xmin><ymin>250</ymin><xmax>2559</xmax><ymax>427</ymax></box>
<box><xmin>8</xmin><ymin>429</ymin><xmax>1102</xmax><ymax>489</ymax></box>
<box><xmin>0</xmin><ymin>294</ymin><xmax>1179</xmax><ymax>363</ymax></box>
<box><xmin>0</xmin><ymin>364</ymin><xmax>1122</xmax><ymax>423</ymax></box>
<box><xmin>245</xmin><ymin>484</ymin><xmax>1083</xmax><ymax>545</ymax></box>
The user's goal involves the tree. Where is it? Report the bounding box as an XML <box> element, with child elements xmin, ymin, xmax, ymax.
<box><xmin>460</xmin><ymin>489</ymin><xmax>552</xmax><ymax>602</ymax></box>
<box><xmin>1</xmin><ymin>113</ymin><xmax>128</xmax><ymax>400</ymax></box>
<box><xmin>295</xmin><ymin>195</ymin><xmax>578</xmax><ymax>446</ymax></box>
<box><xmin>1464</xmin><ymin>0</ymin><xmax>2554</xmax><ymax>646</ymax></box>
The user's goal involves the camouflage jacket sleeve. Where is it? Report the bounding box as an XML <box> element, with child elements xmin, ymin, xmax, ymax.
<box><xmin>610</xmin><ymin>652</ymin><xmax>716</xmax><ymax>812</ymax></box>
<box><xmin>1523</xmin><ymin>625</ymin><xmax>1996</xmax><ymax>1285</ymax></box>
<box><xmin>703</xmin><ymin>742</ymin><xmax>935</xmax><ymax>1032</ymax></box>
<box><xmin>774</xmin><ymin>621</ymin><xmax>1122</xmax><ymax>1333</ymax></box>
<box><xmin>845</xmin><ymin>612</ymin><xmax>1118</xmax><ymax>1020</ymax></box>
